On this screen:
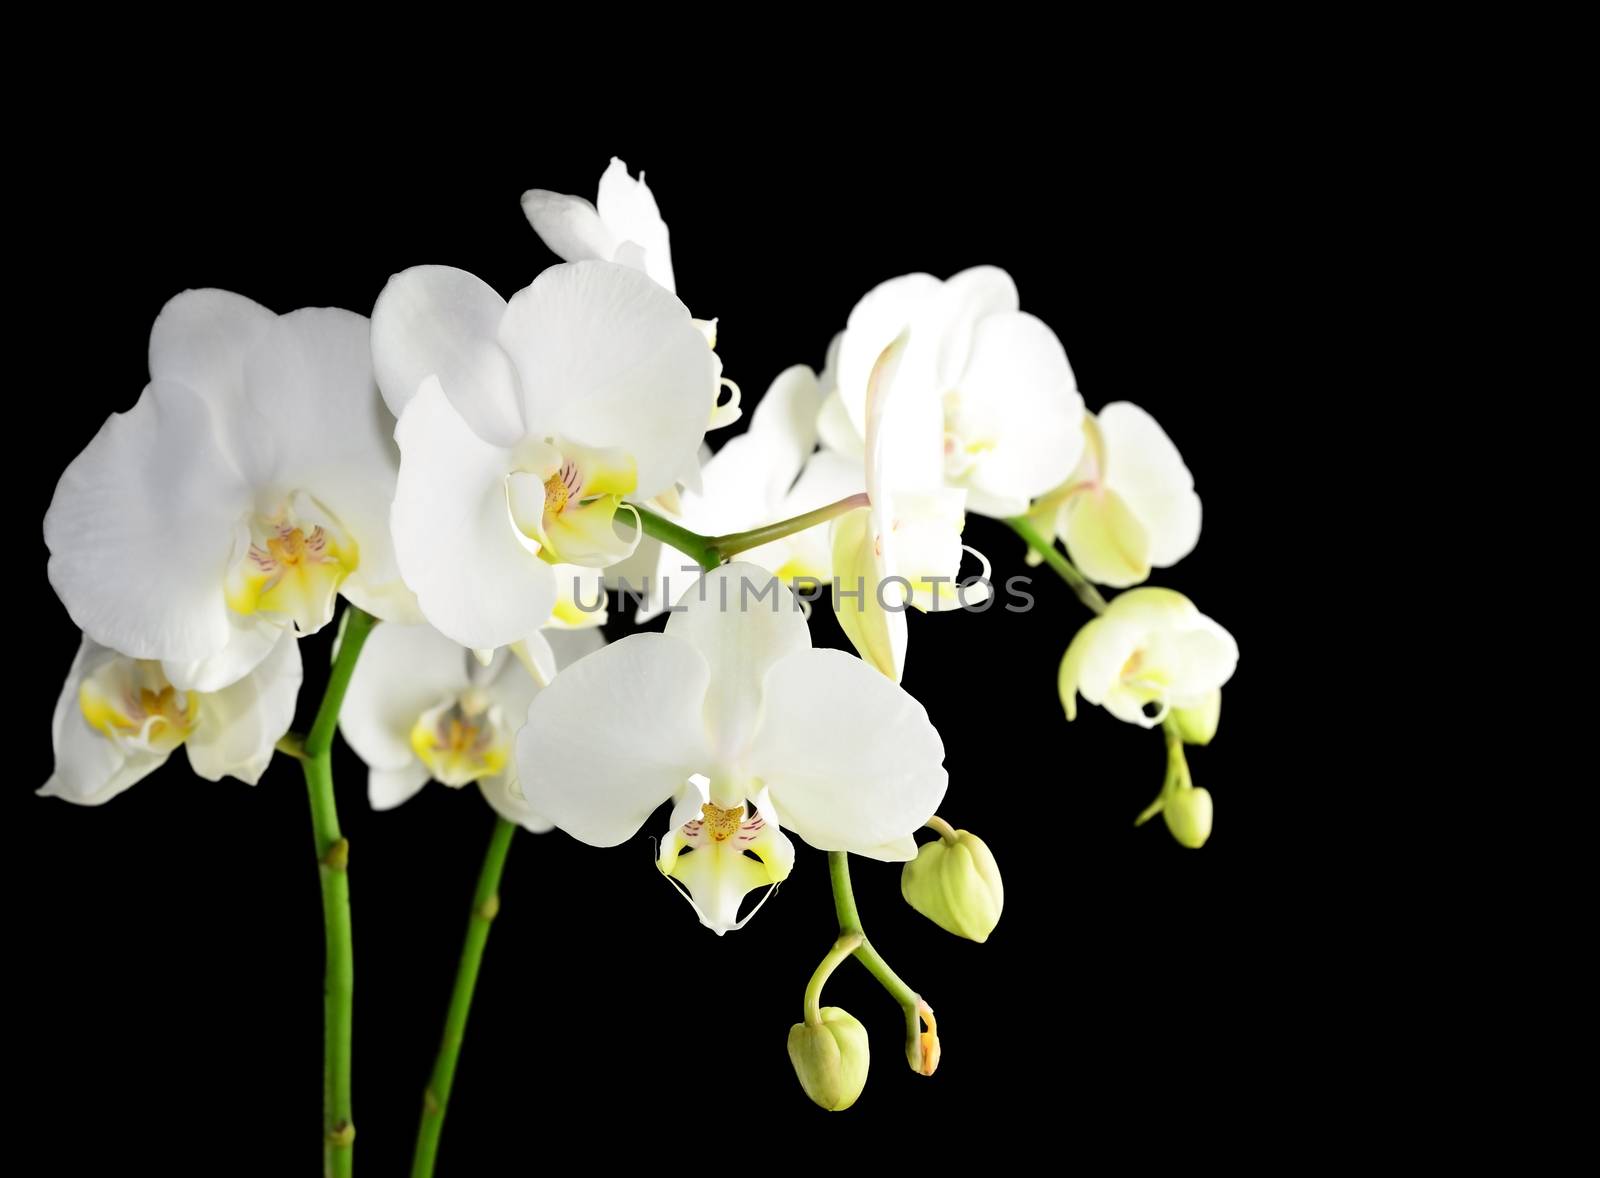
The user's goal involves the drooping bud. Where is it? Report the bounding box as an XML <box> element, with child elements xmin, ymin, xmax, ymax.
<box><xmin>901</xmin><ymin>824</ymin><xmax>1003</xmax><ymax>943</ymax></box>
<box><xmin>1172</xmin><ymin>688</ymin><xmax>1221</xmax><ymax>746</ymax></box>
<box><xmin>787</xmin><ymin>1007</ymin><xmax>870</xmax><ymax>1111</ymax></box>
<box><xmin>1163</xmin><ymin>786</ymin><xmax>1214</xmax><ymax>849</ymax></box>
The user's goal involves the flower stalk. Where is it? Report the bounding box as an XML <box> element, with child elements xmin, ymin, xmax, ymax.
<box><xmin>298</xmin><ymin>604</ymin><xmax>376</xmax><ymax>1177</ymax></box>
<box><xmin>1006</xmin><ymin>515</ymin><xmax>1108</xmax><ymax>615</ymax></box>
<box><xmin>828</xmin><ymin>851</ymin><xmax>939</xmax><ymax>1075</ymax></box>
<box><xmin>412</xmin><ymin>816</ymin><xmax>517</xmax><ymax>1177</ymax></box>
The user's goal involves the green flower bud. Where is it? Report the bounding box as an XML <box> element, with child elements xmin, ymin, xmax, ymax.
<box><xmin>1163</xmin><ymin>786</ymin><xmax>1213</xmax><ymax>848</ymax></box>
<box><xmin>1172</xmin><ymin>688</ymin><xmax>1222</xmax><ymax>745</ymax></box>
<box><xmin>787</xmin><ymin>1006</ymin><xmax>870</xmax><ymax>1111</ymax></box>
<box><xmin>901</xmin><ymin>827</ymin><xmax>1003</xmax><ymax>943</ymax></box>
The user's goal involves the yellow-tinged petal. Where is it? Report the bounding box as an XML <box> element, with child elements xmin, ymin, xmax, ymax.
<box><xmin>831</xmin><ymin>506</ymin><xmax>905</xmax><ymax>681</ymax></box>
<box><xmin>541</xmin><ymin>495</ymin><xmax>638</xmax><ymax>566</ymax></box>
<box><xmin>1059</xmin><ymin>488</ymin><xmax>1150</xmax><ymax>588</ymax></box>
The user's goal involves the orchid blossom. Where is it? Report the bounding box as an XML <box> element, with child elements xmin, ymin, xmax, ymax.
<box><xmin>44</xmin><ymin>291</ymin><xmax>416</xmax><ymax>693</ymax></box>
<box><xmin>523</xmin><ymin>156</ymin><xmax>678</xmax><ymax>296</ymax></box>
<box><xmin>831</xmin><ymin>334</ymin><xmax>984</xmax><ymax>682</ymax></box>
<box><xmin>1058</xmin><ymin>588</ymin><xmax>1237</xmax><ymax>727</ymax></box>
<box><xmin>371</xmin><ymin>260</ymin><xmax>720</xmax><ymax>654</ymax></box>
<box><xmin>340</xmin><ymin>620</ymin><xmax>603</xmax><ymax>828</ymax></box>
<box><xmin>824</xmin><ymin>267</ymin><xmax>1084</xmax><ymax>519</ymax></box>
<box><xmin>1026</xmin><ymin>402</ymin><xmax>1201</xmax><ymax>588</ymax></box>
<box><xmin>41</xmin><ymin>630</ymin><xmax>301</xmax><ymax>805</ymax></box>
<box><xmin>517</xmin><ymin>564</ymin><xmax>948</xmax><ymax>934</ymax></box>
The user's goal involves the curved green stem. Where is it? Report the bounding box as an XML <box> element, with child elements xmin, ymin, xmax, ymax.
<box><xmin>802</xmin><ymin>933</ymin><xmax>863</xmax><ymax>1025</ymax></box>
<box><xmin>300</xmin><ymin>604</ymin><xmax>375</xmax><ymax>1176</ymax></box>
<box><xmin>630</xmin><ymin>494</ymin><xmax>871</xmax><ymax>573</ymax></box>
<box><xmin>632</xmin><ymin>505</ymin><xmax>720</xmax><ymax>571</ymax></box>
<box><xmin>708</xmin><ymin>493</ymin><xmax>868</xmax><ymax>560</ymax></box>
<box><xmin>1005</xmin><ymin>515</ymin><xmax>1108</xmax><ymax>615</ymax></box>
<box><xmin>411</xmin><ymin>817</ymin><xmax>516</xmax><ymax>1178</ymax></box>
<box><xmin>827</xmin><ymin>851</ymin><xmax>938</xmax><ymax>1075</ymax></box>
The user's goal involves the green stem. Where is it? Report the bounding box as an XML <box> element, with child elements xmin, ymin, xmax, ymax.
<box><xmin>827</xmin><ymin>851</ymin><xmax>936</xmax><ymax>1075</ymax></box>
<box><xmin>924</xmin><ymin>816</ymin><xmax>959</xmax><ymax>844</ymax></box>
<box><xmin>300</xmin><ymin>604</ymin><xmax>376</xmax><ymax>1177</ymax></box>
<box><xmin>630</xmin><ymin>494</ymin><xmax>871</xmax><ymax>573</ymax></box>
<box><xmin>708</xmin><ymin>493</ymin><xmax>868</xmax><ymax>560</ymax></box>
<box><xmin>802</xmin><ymin>933</ymin><xmax>864</xmax><ymax>1025</ymax></box>
<box><xmin>411</xmin><ymin>817</ymin><xmax>517</xmax><ymax>1178</ymax></box>
<box><xmin>631</xmin><ymin>504</ymin><xmax>720</xmax><ymax>571</ymax></box>
<box><xmin>1005</xmin><ymin>515</ymin><xmax>1109</xmax><ymax>615</ymax></box>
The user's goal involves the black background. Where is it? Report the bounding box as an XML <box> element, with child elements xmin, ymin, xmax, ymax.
<box><xmin>19</xmin><ymin>123</ymin><xmax>1293</xmax><ymax>1170</ymax></box>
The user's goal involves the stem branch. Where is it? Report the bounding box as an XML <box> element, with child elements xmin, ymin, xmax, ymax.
<box><xmin>1005</xmin><ymin>515</ymin><xmax>1109</xmax><ymax>615</ymax></box>
<box><xmin>827</xmin><ymin>851</ymin><xmax>938</xmax><ymax>1075</ymax></box>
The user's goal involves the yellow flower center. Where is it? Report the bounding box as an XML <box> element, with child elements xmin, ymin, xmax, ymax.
<box><xmin>700</xmin><ymin>801</ymin><xmax>745</xmax><ymax>842</ymax></box>
<box><xmin>80</xmin><ymin>659</ymin><xmax>199</xmax><ymax>755</ymax></box>
<box><xmin>225</xmin><ymin>497</ymin><xmax>358</xmax><ymax>634</ymax></box>
<box><xmin>410</xmin><ymin>693</ymin><xmax>511</xmax><ymax>787</ymax></box>
<box><xmin>543</xmin><ymin>472</ymin><xmax>570</xmax><ymax>515</ymax></box>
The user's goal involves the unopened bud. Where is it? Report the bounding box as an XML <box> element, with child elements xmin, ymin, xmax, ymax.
<box><xmin>901</xmin><ymin>827</ymin><xmax>1003</xmax><ymax>943</ymax></box>
<box><xmin>1163</xmin><ymin>786</ymin><xmax>1214</xmax><ymax>849</ymax></box>
<box><xmin>787</xmin><ymin>1007</ymin><xmax>870</xmax><ymax>1111</ymax></box>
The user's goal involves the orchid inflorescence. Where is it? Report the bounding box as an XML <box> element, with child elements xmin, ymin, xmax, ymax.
<box><xmin>40</xmin><ymin>156</ymin><xmax>1238</xmax><ymax>1170</ymax></box>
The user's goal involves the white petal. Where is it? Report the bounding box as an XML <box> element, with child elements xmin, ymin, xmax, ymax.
<box><xmin>147</xmin><ymin>288</ymin><xmax>275</xmax><ymax>411</ymax></box>
<box><xmin>1060</xmin><ymin>489</ymin><xmax>1152</xmax><ymax>588</ymax></box>
<box><xmin>741</xmin><ymin>449</ymin><xmax>866</xmax><ymax>580</ymax></box>
<box><xmin>479</xmin><ymin>658</ymin><xmax>557</xmax><ymax>832</ymax></box>
<box><xmin>186</xmin><ymin>631</ymin><xmax>303</xmax><ymax>784</ymax></box>
<box><xmin>1147</xmin><ymin>614</ymin><xmax>1239</xmax><ymax>704</ymax></box>
<box><xmin>836</xmin><ymin>273</ymin><xmax>940</xmax><ymax>438</ymax></box>
<box><xmin>370</xmin><ymin>265</ymin><xmax>524</xmax><ymax>445</ymax></box>
<box><xmin>392</xmin><ymin>380</ymin><xmax>557</xmax><ymax>651</ymax></box>
<box><xmin>518</xmin><ymin>633</ymin><xmax>712</xmax><ymax>846</ymax></box>
<box><xmin>595</xmin><ymin>157</ymin><xmax>676</xmax><ymax>293</ymax></box>
<box><xmin>702</xmin><ymin>364</ymin><xmax>822</xmax><ymax>517</ymax></box>
<box><xmin>340</xmin><ymin>621</ymin><xmax>474</xmax><ymax>772</ymax></box>
<box><xmin>927</xmin><ymin>266</ymin><xmax>1019</xmax><ymax>386</ymax></box>
<box><xmin>45</xmin><ymin>381</ymin><xmax>251</xmax><ymax>662</ymax></box>
<box><xmin>498</xmin><ymin>261</ymin><xmax>714</xmax><ymax>498</ymax></box>
<box><xmin>748</xmin><ymin>648</ymin><xmax>946</xmax><ymax>856</ymax></box>
<box><xmin>38</xmin><ymin>638</ymin><xmax>168</xmax><ymax>805</ymax></box>
<box><xmin>956</xmin><ymin>312</ymin><xmax>1085</xmax><ymax>511</ymax></box>
<box><xmin>479</xmin><ymin>773</ymin><xmax>554</xmax><ymax>833</ymax></box>
<box><xmin>1097</xmin><ymin>402</ymin><xmax>1201</xmax><ymax>568</ymax></box>
<box><xmin>370</xmin><ymin>761</ymin><xmax>430</xmax><ymax>810</ymax></box>
<box><xmin>242</xmin><ymin>307</ymin><xmax>416</xmax><ymax>622</ymax></box>
<box><xmin>664</xmin><ymin>564</ymin><xmax>812</xmax><ymax>768</ymax></box>
<box><xmin>815</xmin><ymin>387</ymin><xmax>865</xmax><ymax>459</ymax></box>
<box><xmin>521</xmin><ymin>190</ymin><xmax>617</xmax><ymax>265</ymax></box>
<box><xmin>162</xmin><ymin>614</ymin><xmax>280</xmax><ymax>693</ymax></box>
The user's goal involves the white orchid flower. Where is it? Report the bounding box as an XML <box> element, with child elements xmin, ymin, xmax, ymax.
<box><xmin>340</xmin><ymin>620</ymin><xmax>603</xmax><ymax>829</ymax></box>
<box><xmin>634</xmin><ymin>364</ymin><xmax>864</xmax><ymax>620</ymax></box>
<box><xmin>827</xmin><ymin>267</ymin><xmax>1084</xmax><ymax>519</ymax></box>
<box><xmin>1058</xmin><ymin>588</ymin><xmax>1237</xmax><ymax>728</ymax></box>
<box><xmin>521</xmin><ymin>157</ymin><xmax>740</xmax><ymax>443</ymax></box>
<box><xmin>831</xmin><ymin>334</ymin><xmax>983</xmax><ymax>682</ymax></box>
<box><xmin>40</xmin><ymin>630</ymin><xmax>301</xmax><ymax>805</ymax></box>
<box><xmin>517</xmin><ymin>563</ymin><xmax>948</xmax><ymax>935</ymax></box>
<box><xmin>523</xmin><ymin>156</ymin><xmax>678</xmax><ymax>295</ymax></box>
<box><xmin>44</xmin><ymin>291</ymin><xmax>415</xmax><ymax>693</ymax></box>
<box><xmin>371</xmin><ymin>260</ymin><xmax>719</xmax><ymax>654</ymax></box>
<box><xmin>1028</xmin><ymin>402</ymin><xmax>1201</xmax><ymax>588</ymax></box>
